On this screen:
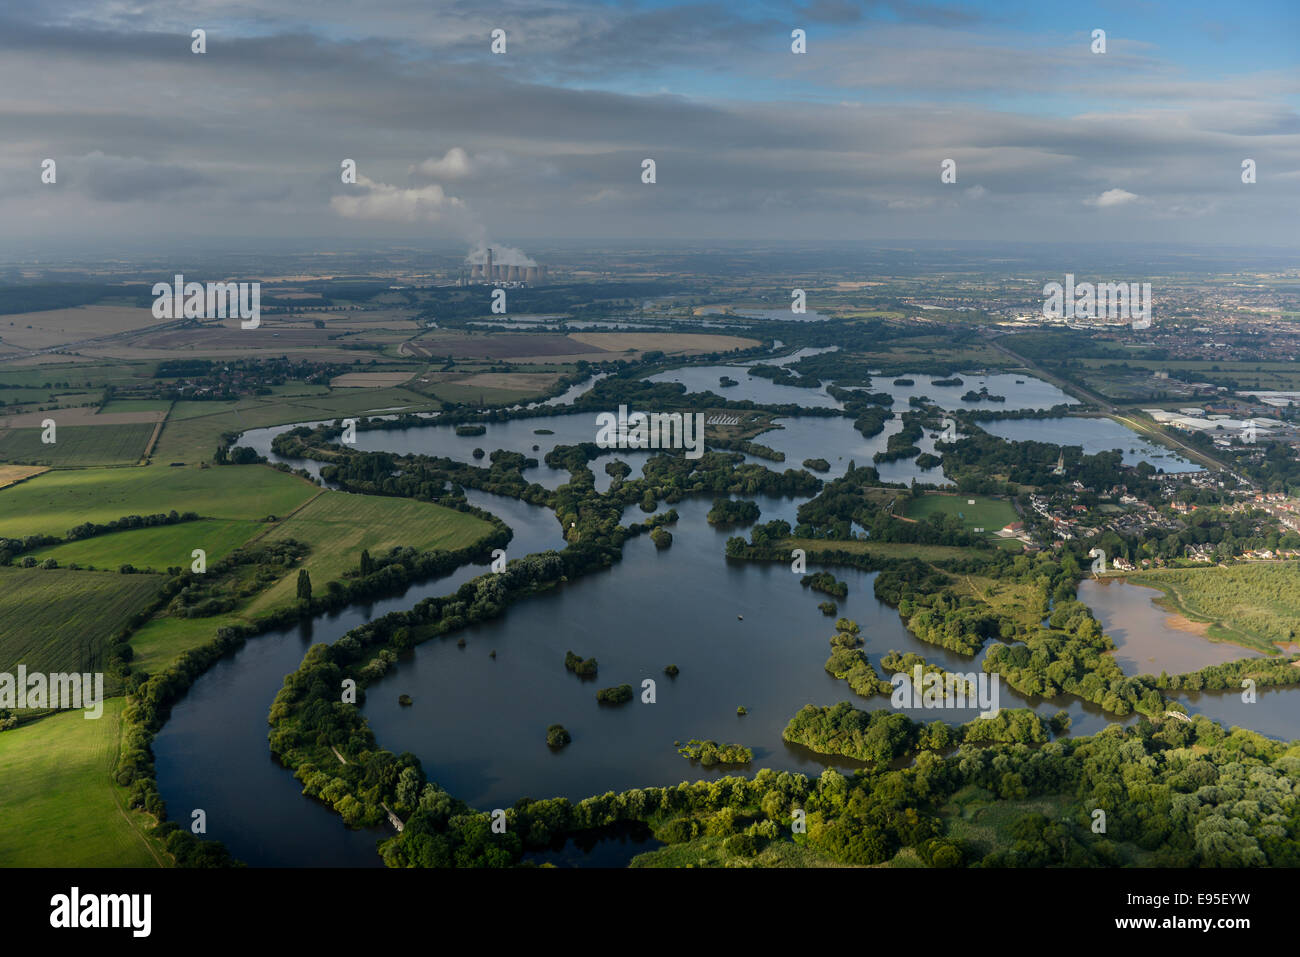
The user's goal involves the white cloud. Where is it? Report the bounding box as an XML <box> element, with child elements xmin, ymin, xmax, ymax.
<box><xmin>330</xmin><ymin>175</ymin><xmax>466</xmax><ymax>222</ymax></box>
<box><xmin>410</xmin><ymin>147</ymin><xmax>474</xmax><ymax>179</ymax></box>
<box><xmin>579</xmin><ymin>188</ymin><xmax>619</xmax><ymax>204</ymax></box>
<box><xmin>1085</xmin><ymin>188</ymin><xmax>1140</xmax><ymax>208</ymax></box>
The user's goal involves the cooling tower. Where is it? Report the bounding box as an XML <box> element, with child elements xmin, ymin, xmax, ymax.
<box><xmin>525</xmin><ymin>266</ymin><xmax>538</xmax><ymax>283</ymax></box>
<box><xmin>485</xmin><ymin>248</ymin><xmax>493</xmax><ymax>284</ymax></box>
<box><xmin>508</xmin><ymin>265</ymin><xmax>520</xmax><ymax>281</ymax></box>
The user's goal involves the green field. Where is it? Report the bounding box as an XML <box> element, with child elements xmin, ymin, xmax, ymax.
<box><xmin>904</xmin><ymin>493</ymin><xmax>1018</xmax><ymax>535</ymax></box>
<box><xmin>0</xmin><ymin>699</ymin><xmax>163</xmax><ymax>867</ymax></box>
<box><xmin>245</xmin><ymin>491</ymin><xmax>496</xmax><ymax>615</ymax></box>
<box><xmin>0</xmin><ymin>422</ymin><xmax>155</xmax><ymax>467</ymax></box>
<box><xmin>783</xmin><ymin>538</ymin><xmax>976</xmax><ymax>563</ymax></box>
<box><xmin>0</xmin><ymin>388</ymin><xmax>102</xmax><ymax>408</ymax></box>
<box><xmin>126</xmin><ymin>613</ymin><xmax>245</xmax><ymax>676</ymax></box>
<box><xmin>0</xmin><ymin>566</ymin><xmax>164</xmax><ymax>678</ymax></box>
<box><xmin>265</xmin><ymin>383</ymin><xmax>332</xmax><ymax>397</ymax></box>
<box><xmin>152</xmin><ymin>387</ymin><xmax>441</xmax><ymax>463</ymax></box>
<box><xmin>1128</xmin><ymin>562</ymin><xmax>1300</xmax><ymax>651</ymax></box>
<box><xmin>100</xmin><ymin>398</ymin><xmax>173</xmax><ymax>413</ymax></box>
<box><xmin>0</xmin><ymin>394</ymin><xmax>500</xmax><ymax>869</ymax></box>
<box><xmin>0</xmin><ymin>464</ymin><xmax>317</xmax><ymax>538</ymax></box>
<box><xmin>0</xmin><ymin>360</ymin><xmax>149</xmax><ymax>390</ymax></box>
<box><xmin>30</xmin><ymin>519</ymin><xmax>264</xmax><ymax>573</ymax></box>
<box><xmin>415</xmin><ymin>381</ymin><xmax>542</xmax><ymax>406</ymax></box>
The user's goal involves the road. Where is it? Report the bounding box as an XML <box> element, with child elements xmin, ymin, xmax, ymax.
<box><xmin>985</xmin><ymin>333</ymin><xmax>1243</xmax><ymax>478</ymax></box>
<box><xmin>0</xmin><ymin>316</ymin><xmax>196</xmax><ymax>364</ymax></box>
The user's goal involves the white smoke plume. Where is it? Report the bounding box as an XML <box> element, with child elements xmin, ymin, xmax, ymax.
<box><xmin>328</xmin><ymin>153</ymin><xmax>534</xmax><ymax>267</ymax></box>
<box><xmin>465</xmin><ymin>240</ymin><xmax>535</xmax><ymax>267</ymax></box>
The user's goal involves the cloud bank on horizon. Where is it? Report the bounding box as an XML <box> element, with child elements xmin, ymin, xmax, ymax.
<box><xmin>1</xmin><ymin>0</ymin><xmax>1297</xmax><ymax>251</ymax></box>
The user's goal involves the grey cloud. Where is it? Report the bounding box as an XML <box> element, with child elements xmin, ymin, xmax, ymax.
<box><xmin>70</xmin><ymin>151</ymin><xmax>211</xmax><ymax>201</ymax></box>
<box><xmin>0</xmin><ymin>0</ymin><xmax>1294</xmax><ymax>248</ymax></box>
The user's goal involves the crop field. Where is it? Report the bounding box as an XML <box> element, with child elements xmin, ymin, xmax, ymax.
<box><xmin>1074</xmin><ymin>358</ymin><xmax>1300</xmax><ymax>392</ymax></box>
<box><xmin>0</xmin><ymin>699</ymin><xmax>162</xmax><ymax>867</ymax></box>
<box><xmin>403</xmin><ymin>331</ymin><xmax>606</xmax><ymax>360</ymax></box>
<box><xmin>568</xmin><ymin>331</ymin><xmax>760</xmax><ymax>354</ymax></box>
<box><xmin>413</xmin><ymin>380</ymin><xmax>539</xmax><ymax>406</ymax></box>
<box><xmin>79</xmin><ymin>338</ymin><xmax>395</xmax><ymax>366</ymax></box>
<box><xmin>29</xmin><ymin>518</ymin><xmax>264</xmax><ymax>573</ymax></box>
<box><xmin>0</xmin><ymin>388</ymin><xmax>102</xmax><ymax>411</ymax></box>
<box><xmin>0</xmin><ymin>464</ymin><xmax>46</xmax><ymax>488</ymax></box>
<box><xmin>0</xmin><ymin>305</ymin><xmax>162</xmax><ymax>351</ymax></box>
<box><xmin>263</xmin><ymin>383</ymin><xmax>333</xmax><ymax>397</ymax></box>
<box><xmin>100</xmin><ymin>399</ymin><xmax>173</xmax><ymax>413</ymax></box>
<box><xmin>151</xmin><ymin>388</ymin><xmax>441</xmax><ymax>463</ymax></box>
<box><xmin>329</xmin><ymin>372</ymin><xmax>414</xmax><ymax>388</ymax></box>
<box><xmin>0</xmin><ymin>566</ymin><xmax>164</xmax><ymax>677</ymax></box>
<box><xmin>0</xmin><ymin>464</ymin><xmax>317</xmax><ymax>538</ymax></box>
<box><xmin>410</xmin><ymin>369</ymin><xmax>566</xmax><ymax>405</ymax></box>
<box><xmin>403</xmin><ymin>330</ymin><xmax>758</xmax><ymax>363</ymax></box>
<box><xmin>244</xmin><ymin>491</ymin><xmax>495</xmax><ymax>616</ymax></box>
<box><xmin>904</xmin><ymin>493</ymin><xmax>1018</xmax><ymax>535</ymax></box>
<box><xmin>291</xmin><ymin>310</ymin><xmax>422</xmax><ymax>331</ymax></box>
<box><xmin>0</xmin><ymin>407</ymin><xmax>161</xmax><ymax>428</ymax></box>
<box><xmin>0</xmin><ymin>359</ymin><xmax>149</xmax><ymax>393</ymax></box>
<box><xmin>0</xmin><ymin>422</ymin><xmax>155</xmax><ymax>466</ymax></box>
<box><xmin>1128</xmin><ymin>563</ymin><xmax>1300</xmax><ymax>651</ymax></box>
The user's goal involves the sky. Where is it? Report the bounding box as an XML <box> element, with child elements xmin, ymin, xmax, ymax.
<box><xmin>1</xmin><ymin>0</ymin><xmax>1298</xmax><ymax>255</ymax></box>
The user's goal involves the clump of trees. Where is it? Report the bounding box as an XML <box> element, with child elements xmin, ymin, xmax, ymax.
<box><xmin>783</xmin><ymin>702</ymin><xmax>1051</xmax><ymax>764</ymax></box>
<box><xmin>824</xmin><ymin>621</ymin><xmax>892</xmax><ymax>699</ymax></box>
<box><xmin>707</xmin><ymin>498</ymin><xmax>761</xmax><ymax>526</ymax></box>
<box><xmin>596</xmin><ymin>684</ymin><xmax>634</xmax><ymax>705</ymax></box>
<box><xmin>564</xmin><ymin>651</ymin><xmax>598</xmax><ymax>678</ymax></box>
<box><xmin>802</xmin><ymin>571</ymin><xmax>847</xmax><ymax>599</ymax></box>
<box><xmin>874</xmin><ymin>413</ymin><xmax>925</xmax><ymax>464</ymax></box>
<box><xmin>678</xmin><ymin>739</ymin><xmax>753</xmax><ymax>766</ymax></box>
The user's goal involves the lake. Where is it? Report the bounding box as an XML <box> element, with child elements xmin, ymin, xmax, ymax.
<box><xmin>152</xmin><ymin>368</ymin><xmax>1289</xmax><ymax>866</ymax></box>
<box><xmin>983</xmin><ymin>417</ymin><xmax>1199</xmax><ymax>472</ymax></box>
<box><xmin>1078</xmin><ymin>577</ymin><xmax>1262</xmax><ymax>674</ymax></box>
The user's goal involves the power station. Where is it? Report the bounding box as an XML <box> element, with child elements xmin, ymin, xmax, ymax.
<box><xmin>464</xmin><ymin>247</ymin><xmax>549</xmax><ymax>285</ymax></box>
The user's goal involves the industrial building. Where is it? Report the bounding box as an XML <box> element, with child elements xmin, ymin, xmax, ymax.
<box><xmin>464</xmin><ymin>248</ymin><xmax>548</xmax><ymax>285</ymax></box>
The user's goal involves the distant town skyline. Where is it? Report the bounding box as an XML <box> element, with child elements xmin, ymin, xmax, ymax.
<box><xmin>2</xmin><ymin>0</ymin><xmax>1297</xmax><ymax>251</ymax></box>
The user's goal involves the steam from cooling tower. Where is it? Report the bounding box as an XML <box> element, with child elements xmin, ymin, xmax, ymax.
<box><xmin>465</xmin><ymin>241</ymin><xmax>535</xmax><ymax>268</ymax></box>
<box><xmin>463</xmin><ymin>240</ymin><xmax>548</xmax><ymax>284</ymax></box>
